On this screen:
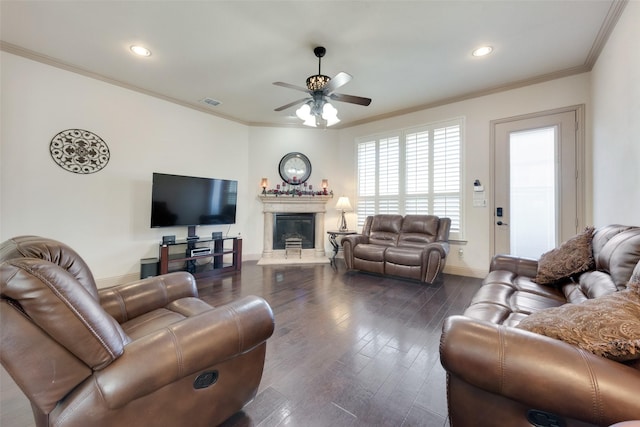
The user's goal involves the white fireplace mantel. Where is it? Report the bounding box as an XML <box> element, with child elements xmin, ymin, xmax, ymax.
<box><xmin>258</xmin><ymin>195</ymin><xmax>333</xmax><ymax>262</ymax></box>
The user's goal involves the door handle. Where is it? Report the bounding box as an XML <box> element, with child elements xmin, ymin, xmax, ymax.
<box><xmin>497</xmin><ymin>221</ymin><xmax>508</xmax><ymax>226</ymax></box>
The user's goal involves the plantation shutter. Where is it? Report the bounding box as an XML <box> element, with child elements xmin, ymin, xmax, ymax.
<box><xmin>355</xmin><ymin>118</ymin><xmax>463</xmax><ymax>238</ymax></box>
<box><xmin>357</xmin><ymin>140</ymin><xmax>377</xmax><ymax>226</ymax></box>
<box><xmin>405</xmin><ymin>130</ymin><xmax>430</xmax><ymax>214</ymax></box>
<box><xmin>433</xmin><ymin>125</ymin><xmax>461</xmax><ymax>235</ymax></box>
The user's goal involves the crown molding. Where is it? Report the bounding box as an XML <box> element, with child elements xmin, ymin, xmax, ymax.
<box><xmin>584</xmin><ymin>0</ymin><xmax>629</xmax><ymax>69</ymax></box>
<box><xmin>1</xmin><ymin>0</ymin><xmax>627</xmax><ymax>131</ymax></box>
<box><xmin>0</xmin><ymin>41</ymin><xmax>247</xmax><ymax>126</ymax></box>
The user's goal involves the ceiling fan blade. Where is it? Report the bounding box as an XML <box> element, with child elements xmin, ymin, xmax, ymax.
<box><xmin>273</xmin><ymin>81</ymin><xmax>310</xmax><ymax>93</ymax></box>
<box><xmin>274</xmin><ymin>98</ymin><xmax>309</xmax><ymax>112</ymax></box>
<box><xmin>329</xmin><ymin>92</ymin><xmax>372</xmax><ymax>106</ymax></box>
<box><xmin>323</xmin><ymin>72</ymin><xmax>352</xmax><ymax>93</ymax></box>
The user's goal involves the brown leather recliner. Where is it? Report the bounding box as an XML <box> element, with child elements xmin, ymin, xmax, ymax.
<box><xmin>342</xmin><ymin>214</ymin><xmax>450</xmax><ymax>283</ymax></box>
<box><xmin>0</xmin><ymin>236</ymin><xmax>274</xmax><ymax>427</ymax></box>
<box><xmin>440</xmin><ymin>225</ymin><xmax>640</xmax><ymax>426</ymax></box>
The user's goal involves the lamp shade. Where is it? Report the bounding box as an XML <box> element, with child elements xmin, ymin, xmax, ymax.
<box><xmin>335</xmin><ymin>196</ymin><xmax>352</xmax><ymax>211</ymax></box>
<box><xmin>260</xmin><ymin>178</ymin><xmax>268</xmax><ymax>188</ymax></box>
<box><xmin>296</xmin><ymin>100</ymin><xmax>340</xmax><ymax>127</ymax></box>
<box><xmin>296</xmin><ymin>103</ymin><xmax>317</xmax><ymax>127</ymax></box>
<box><xmin>322</xmin><ymin>102</ymin><xmax>340</xmax><ymax>126</ymax></box>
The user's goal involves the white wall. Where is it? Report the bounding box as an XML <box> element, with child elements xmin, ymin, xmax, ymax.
<box><xmin>246</xmin><ymin>126</ymin><xmax>343</xmax><ymax>257</ymax></box>
<box><xmin>591</xmin><ymin>0</ymin><xmax>640</xmax><ymax>225</ymax></box>
<box><xmin>338</xmin><ymin>74</ymin><xmax>591</xmax><ymax>277</ymax></box>
<box><xmin>1</xmin><ymin>52</ymin><xmax>249</xmax><ymax>285</ymax></box>
<box><xmin>2</xmin><ymin>1</ymin><xmax>637</xmax><ymax>284</ymax></box>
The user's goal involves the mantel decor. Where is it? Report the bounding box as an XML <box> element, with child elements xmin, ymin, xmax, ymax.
<box><xmin>262</xmin><ymin>183</ymin><xmax>333</xmax><ymax>198</ymax></box>
<box><xmin>49</xmin><ymin>129</ymin><xmax>110</xmax><ymax>174</ymax></box>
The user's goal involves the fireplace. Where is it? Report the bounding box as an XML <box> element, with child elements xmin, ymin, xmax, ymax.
<box><xmin>273</xmin><ymin>213</ymin><xmax>315</xmax><ymax>249</ymax></box>
<box><xmin>258</xmin><ymin>195</ymin><xmax>333</xmax><ymax>263</ymax></box>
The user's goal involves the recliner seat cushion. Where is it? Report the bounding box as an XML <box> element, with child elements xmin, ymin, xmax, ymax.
<box><xmin>385</xmin><ymin>246</ymin><xmax>423</xmax><ymax>266</ymax></box>
<box><xmin>353</xmin><ymin>244</ymin><xmax>387</xmax><ymax>262</ymax></box>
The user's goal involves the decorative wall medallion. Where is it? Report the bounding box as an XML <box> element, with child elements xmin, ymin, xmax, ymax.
<box><xmin>49</xmin><ymin>129</ymin><xmax>110</xmax><ymax>174</ymax></box>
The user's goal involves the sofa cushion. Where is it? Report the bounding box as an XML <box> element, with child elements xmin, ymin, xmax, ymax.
<box><xmin>368</xmin><ymin>215</ymin><xmax>403</xmax><ymax>246</ymax></box>
<box><xmin>398</xmin><ymin>215</ymin><xmax>438</xmax><ymax>248</ymax></box>
<box><xmin>517</xmin><ymin>282</ymin><xmax>640</xmax><ymax>362</ymax></box>
<box><xmin>562</xmin><ymin>270</ymin><xmax>618</xmax><ymax>303</ymax></box>
<box><xmin>353</xmin><ymin>244</ymin><xmax>387</xmax><ymax>262</ymax></box>
<box><xmin>594</xmin><ymin>227</ymin><xmax>640</xmax><ymax>289</ymax></box>
<box><xmin>533</xmin><ymin>227</ymin><xmax>595</xmax><ymax>285</ymax></box>
<box><xmin>385</xmin><ymin>246</ymin><xmax>423</xmax><ymax>266</ymax></box>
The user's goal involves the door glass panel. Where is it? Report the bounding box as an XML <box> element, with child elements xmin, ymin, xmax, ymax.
<box><xmin>509</xmin><ymin>127</ymin><xmax>556</xmax><ymax>258</ymax></box>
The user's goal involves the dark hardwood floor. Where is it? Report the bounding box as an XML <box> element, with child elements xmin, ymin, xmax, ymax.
<box><xmin>1</xmin><ymin>260</ymin><xmax>482</xmax><ymax>427</ymax></box>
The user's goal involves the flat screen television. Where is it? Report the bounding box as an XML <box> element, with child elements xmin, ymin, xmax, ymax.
<box><xmin>151</xmin><ymin>173</ymin><xmax>238</xmax><ymax>238</ymax></box>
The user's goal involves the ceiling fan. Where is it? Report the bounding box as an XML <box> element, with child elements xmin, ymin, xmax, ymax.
<box><xmin>273</xmin><ymin>46</ymin><xmax>372</xmax><ymax>127</ymax></box>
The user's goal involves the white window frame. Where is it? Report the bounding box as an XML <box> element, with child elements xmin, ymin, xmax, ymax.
<box><xmin>355</xmin><ymin>117</ymin><xmax>465</xmax><ymax>240</ymax></box>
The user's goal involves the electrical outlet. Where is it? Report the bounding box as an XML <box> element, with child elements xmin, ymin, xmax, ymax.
<box><xmin>458</xmin><ymin>248</ymin><xmax>464</xmax><ymax>258</ymax></box>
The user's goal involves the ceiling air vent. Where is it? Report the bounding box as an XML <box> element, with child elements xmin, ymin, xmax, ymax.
<box><xmin>200</xmin><ymin>97</ymin><xmax>222</xmax><ymax>107</ymax></box>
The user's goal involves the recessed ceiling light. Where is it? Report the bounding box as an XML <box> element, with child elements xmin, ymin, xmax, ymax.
<box><xmin>130</xmin><ymin>45</ymin><xmax>151</xmax><ymax>57</ymax></box>
<box><xmin>472</xmin><ymin>46</ymin><xmax>493</xmax><ymax>57</ymax></box>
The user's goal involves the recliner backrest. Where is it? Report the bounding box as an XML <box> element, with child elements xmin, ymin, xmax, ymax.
<box><xmin>368</xmin><ymin>215</ymin><xmax>403</xmax><ymax>246</ymax></box>
<box><xmin>591</xmin><ymin>225</ymin><xmax>640</xmax><ymax>289</ymax></box>
<box><xmin>1</xmin><ymin>239</ymin><xmax>129</xmax><ymax>414</ymax></box>
<box><xmin>0</xmin><ymin>235</ymin><xmax>99</xmax><ymax>299</ymax></box>
<box><xmin>398</xmin><ymin>215</ymin><xmax>450</xmax><ymax>248</ymax></box>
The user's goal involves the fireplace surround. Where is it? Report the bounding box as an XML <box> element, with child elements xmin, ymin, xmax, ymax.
<box><xmin>258</xmin><ymin>195</ymin><xmax>333</xmax><ymax>263</ymax></box>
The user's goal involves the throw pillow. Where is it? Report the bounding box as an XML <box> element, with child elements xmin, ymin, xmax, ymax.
<box><xmin>517</xmin><ymin>283</ymin><xmax>640</xmax><ymax>362</ymax></box>
<box><xmin>533</xmin><ymin>226</ymin><xmax>595</xmax><ymax>285</ymax></box>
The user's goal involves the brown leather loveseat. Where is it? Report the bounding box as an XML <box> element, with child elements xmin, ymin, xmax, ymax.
<box><xmin>341</xmin><ymin>214</ymin><xmax>450</xmax><ymax>284</ymax></box>
<box><xmin>0</xmin><ymin>236</ymin><xmax>275</xmax><ymax>427</ymax></box>
<box><xmin>440</xmin><ymin>225</ymin><xmax>640</xmax><ymax>426</ymax></box>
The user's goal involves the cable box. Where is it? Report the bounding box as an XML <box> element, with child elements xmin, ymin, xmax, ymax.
<box><xmin>191</xmin><ymin>247</ymin><xmax>211</xmax><ymax>257</ymax></box>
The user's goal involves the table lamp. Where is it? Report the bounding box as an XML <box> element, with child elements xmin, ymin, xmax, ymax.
<box><xmin>336</xmin><ymin>196</ymin><xmax>352</xmax><ymax>232</ymax></box>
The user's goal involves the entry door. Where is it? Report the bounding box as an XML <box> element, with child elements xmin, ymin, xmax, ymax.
<box><xmin>492</xmin><ymin>108</ymin><xmax>582</xmax><ymax>258</ymax></box>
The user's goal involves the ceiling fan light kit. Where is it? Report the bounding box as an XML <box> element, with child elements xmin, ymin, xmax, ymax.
<box><xmin>306</xmin><ymin>75</ymin><xmax>331</xmax><ymax>91</ymax></box>
<box><xmin>274</xmin><ymin>46</ymin><xmax>371</xmax><ymax>128</ymax></box>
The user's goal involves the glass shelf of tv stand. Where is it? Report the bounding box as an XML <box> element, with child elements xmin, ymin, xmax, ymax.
<box><xmin>159</xmin><ymin>237</ymin><xmax>242</xmax><ymax>279</ymax></box>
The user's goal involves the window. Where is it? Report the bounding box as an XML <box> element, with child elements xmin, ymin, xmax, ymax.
<box><xmin>356</xmin><ymin>118</ymin><xmax>463</xmax><ymax>239</ymax></box>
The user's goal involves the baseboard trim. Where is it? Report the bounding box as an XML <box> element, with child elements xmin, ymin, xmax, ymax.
<box><xmin>443</xmin><ymin>265</ymin><xmax>488</xmax><ymax>279</ymax></box>
<box><xmin>96</xmin><ymin>272</ymin><xmax>139</xmax><ymax>289</ymax></box>
<box><xmin>95</xmin><ymin>263</ymin><xmax>487</xmax><ymax>288</ymax></box>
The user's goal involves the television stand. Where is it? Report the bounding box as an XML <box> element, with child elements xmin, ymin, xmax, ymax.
<box><xmin>186</xmin><ymin>225</ymin><xmax>199</xmax><ymax>240</ymax></box>
<box><xmin>159</xmin><ymin>236</ymin><xmax>242</xmax><ymax>279</ymax></box>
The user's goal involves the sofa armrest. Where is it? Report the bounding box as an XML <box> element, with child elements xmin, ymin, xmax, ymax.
<box><xmin>95</xmin><ymin>295</ymin><xmax>274</xmax><ymax>408</ymax></box>
<box><xmin>99</xmin><ymin>271</ymin><xmax>199</xmax><ymax>324</ymax></box>
<box><xmin>440</xmin><ymin>316</ymin><xmax>640</xmax><ymax>425</ymax></box>
<box><xmin>424</xmin><ymin>241</ymin><xmax>449</xmax><ymax>257</ymax></box>
<box><xmin>489</xmin><ymin>254</ymin><xmax>538</xmax><ymax>277</ymax></box>
<box><xmin>341</xmin><ymin>235</ymin><xmax>370</xmax><ymax>269</ymax></box>
<box><xmin>341</xmin><ymin>234</ymin><xmax>369</xmax><ymax>247</ymax></box>
<box><xmin>422</xmin><ymin>242</ymin><xmax>449</xmax><ymax>283</ymax></box>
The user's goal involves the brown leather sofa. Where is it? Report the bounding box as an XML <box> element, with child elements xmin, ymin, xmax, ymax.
<box><xmin>0</xmin><ymin>236</ymin><xmax>275</xmax><ymax>427</ymax></box>
<box><xmin>440</xmin><ymin>225</ymin><xmax>640</xmax><ymax>426</ymax></box>
<box><xmin>341</xmin><ymin>214</ymin><xmax>450</xmax><ymax>284</ymax></box>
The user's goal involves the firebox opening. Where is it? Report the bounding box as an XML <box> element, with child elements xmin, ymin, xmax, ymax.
<box><xmin>273</xmin><ymin>213</ymin><xmax>315</xmax><ymax>250</ymax></box>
